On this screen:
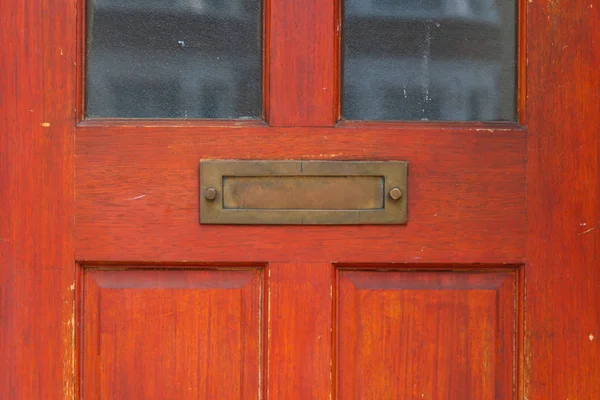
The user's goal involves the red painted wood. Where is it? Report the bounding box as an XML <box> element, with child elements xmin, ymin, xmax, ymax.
<box><xmin>82</xmin><ymin>268</ymin><xmax>262</xmax><ymax>399</ymax></box>
<box><xmin>525</xmin><ymin>0</ymin><xmax>600</xmax><ymax>397</ymax></box>
<box><xmin>337</xmin><ymin>269</ymin><xmax>517</xmax><ymax>399</ymax></box>
<box><xmin>0</xmin><ymin>0</ymin><xmax>76</xmax><ymax>398</ymax></box>
<box><xmin>2</xmin><ymin>0</ymin><xmax>599</xmax><ymax>397</ymax></box>
<box><xmin>268</xmin><ymin>263</ymin><xmax>333</xmax><ymax>399</ymax></box>
<box><xmin>75</xmin><ymin>124</ymin><xmax>526</xmax><ymax>263</ymax></box>
<box><xmin>268</xmin><ymin>0</ymin><xmax>336</xmax><ymax>126</ymax></box>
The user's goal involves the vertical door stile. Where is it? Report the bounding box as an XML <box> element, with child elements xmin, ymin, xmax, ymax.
<box><xmin>267</xmin><ymin>262</ymin><xmax>333</xmax><ymax>399</ymax></box>
<box><xmin>268</xmin><ymin>0</ymin><xmax>338</xmax><ymax>126</ymax></box>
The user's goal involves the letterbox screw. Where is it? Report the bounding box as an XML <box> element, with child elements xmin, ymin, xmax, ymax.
<box><xmin>389</xmin><ymin>187</ymin><xmax>402</xmax><ymax>200</ymax></box>
<box><xmin>205</xmin><ymin>187</ymin><xmax>217</xmax><ymax>200</ymax></box>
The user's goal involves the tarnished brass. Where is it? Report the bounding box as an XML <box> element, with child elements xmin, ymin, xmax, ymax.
<box><xmin>199</xmin><ymin>160</ymin><xmax>408</xmax><ymax>225</ymax></box>
<box><xmin>389</xmin><ymin>187</ymin><xmax>402</xmax><ymax>200</ymax></box>
<box><xmin>205</xmin><ymin>187</ymin><xmax>217</xmax><ymax>200</ymax></box>
<box><xmin>224</xmin><ymin>176</ymin><xmax>384</xmax><ymax>210</ymax></box>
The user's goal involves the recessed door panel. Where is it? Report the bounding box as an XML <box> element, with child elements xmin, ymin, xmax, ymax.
<box><xmin>337</xmin><ymin>269</ymin><xmax>516</xmax><ymax>399</ymax></box>
<box><xmin>82</xmin><ymin>268</ymin><xmax>262</xmax><ymax>400</ymax></box>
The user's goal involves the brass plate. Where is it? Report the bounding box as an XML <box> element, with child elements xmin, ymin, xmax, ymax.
<box><xmin>199</xmin><ymin>160</ymin><xmax>408</xmax><ymax>225</ymax></box>
<box><xmin>224</xmin><ymin>176</ymin><xmax>384</xmax><ymax>210</ymax></box>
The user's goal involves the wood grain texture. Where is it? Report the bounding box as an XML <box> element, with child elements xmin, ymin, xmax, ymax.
<box><xmin>525</xmin><ymin>0</ymin><xmax>600</xmax><ymax>398</ymax></box>
<box><xmin>268</xmin><ymin>0</ymin><xmax>336</xmax><ymax>126</ymax></box>
<box><xmin>268</xmin><ymin>263</ymin><xmax>332</xmax><ymax>399</ymax></box>
<box><xmin>75</xmin><ymin>125</ymin><xmax>525</xmax><ymax>263</ymax></box>
<box><xmin>82</xmin><ymin>268</ymin><xmax>262</xmax><ymax>399</ymax></box>
<box><xmin>3</xmin><ymin>0</ymin><xmax>598</xmax><ymax>396</ymax></box>
<box><xmin>337</xmin><ymin>270</ymin><xmax>516</xmax><ymax>399</ymax></box>
<box><xmin>0</xmin><ymin>0</ymin><xmax>76</xmax><ymax>398</ymax></box>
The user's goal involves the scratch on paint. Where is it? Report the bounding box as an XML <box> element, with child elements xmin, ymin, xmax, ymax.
<box><xmin>41</xmin><ymin>122</ymin><xmax>50</xmax><ymax>128</ymax></box>
<box><xmin>127</xmin><ymin>194</ymin><xmax>147</xmax><ymax>201</ymax></box>
<box><xmin>63</xmin><ymin>296</ymin><xmax>75</xmax><ymax>399</ymax></box>
<box><xmin>578</xmin><ymin>226</ymin><xmax>598</xmax><ymax>235</ymax></box>
<box><xmin>300</xmin><ymin>153</ymin><xmax>344</xmax><ymax>158</ymax></box>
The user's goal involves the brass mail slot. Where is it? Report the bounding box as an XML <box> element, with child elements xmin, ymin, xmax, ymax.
<box><xmin>224</xmin><ymin>176</ymin><xmax>384</xmax><ymax>210</ymax></box>
<box><xmin>199</xmin><ymin>160</ymin><xmax>408</xmax><ymax>225</ymax></box>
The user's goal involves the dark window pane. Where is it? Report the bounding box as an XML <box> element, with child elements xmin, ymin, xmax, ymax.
<box><xmin>86</xmin><ymin>0</ymin><xmax>261</xmax><ymax>119</ymax></box>
<box><xmin>343</xmin><ymin>0</ymin><xmax>517</xmax><ymax>121</ymax></box>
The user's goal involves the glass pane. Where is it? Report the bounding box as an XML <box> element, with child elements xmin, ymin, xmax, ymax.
<box><xmin>343</xmin><ymin>0</ymin><xmax>517</xmax><ymax>121</ymax></box>
<box><xmin>86</xmin><ymin>0</ymin><xmax>261</xmax><ymax>119</ymax></box>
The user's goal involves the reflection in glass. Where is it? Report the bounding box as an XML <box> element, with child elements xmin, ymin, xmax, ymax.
<box><xmin>343</xmin><ymin>0</ymin><xmax>517</xmax><ymax>121</ymax></box>
<box><xmin>86</xmin><ymin>0</ymin><xmax>261</xmax><ymax>119</ymax></box>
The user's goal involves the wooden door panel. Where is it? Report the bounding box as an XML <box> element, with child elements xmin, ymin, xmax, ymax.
<box><xmin>75</xmin><ymin>124</ymin><xmax>525</xmax><ymax>263</ymax></box>
<box><xmin>337</xmin><ymin>270</ymin><xmax>517</xmax><ymax>399</ymax></box>
<box><xmin>81</xmin><ymin>268</ymin><xmax>262</xmax><ymax>399</ymax></box>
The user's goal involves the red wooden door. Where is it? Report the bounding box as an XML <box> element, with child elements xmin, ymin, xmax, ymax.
<box><xmin>1</xmin><ymin>0</ymin><xmax>599</xmax><ymax>400</ymax></box>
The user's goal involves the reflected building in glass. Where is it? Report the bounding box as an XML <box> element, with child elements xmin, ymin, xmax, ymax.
<box><xmin>86</xmin><ymin>0</ymin><xmax>516</xmax><ymax>121</ymax></box>
<box><xmin>343</xmin><ymin>0</ymin><xmax>516</xmax><ymax>121</ymax></box>
<box><xmin>86</xmin><ymin>0</ymin><xmax>262</xmax><ymax>119</ymax></box>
